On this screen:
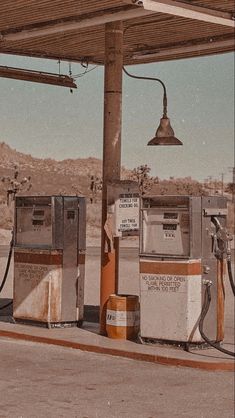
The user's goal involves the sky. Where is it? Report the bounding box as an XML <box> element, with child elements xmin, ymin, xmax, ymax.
<box><xmin>0</xmin><ymin>51</ymin><xmax>234</xmax><ymax>182</ymax></box>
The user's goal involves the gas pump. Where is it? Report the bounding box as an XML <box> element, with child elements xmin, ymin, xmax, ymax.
<box><xmin>139</xmin><ymin>195</ymin><xmax>233</xmax><ymax>349</ymax></box>
<box><xmin>13</xmin><ymin>195</ymin><xmax>86</xmax><ymax>327</ymax></box>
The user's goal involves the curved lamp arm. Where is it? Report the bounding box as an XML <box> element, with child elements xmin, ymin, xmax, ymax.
<box><xmin>122</xmin><ymin>66</ymin><xmax>168</xmax><ymax>118</ymax></box>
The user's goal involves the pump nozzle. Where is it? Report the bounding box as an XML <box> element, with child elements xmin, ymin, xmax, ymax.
<box><xmin>211</xmin><ymin>216</ymin><xmax>232</xmax><ymax>260</ymax></box>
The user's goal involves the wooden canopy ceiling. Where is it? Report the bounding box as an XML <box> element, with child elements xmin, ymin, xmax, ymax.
<box><xmin>0</xmin><ymin>1</ymin><xmax>234</xmax><ymax>65</ymax></box>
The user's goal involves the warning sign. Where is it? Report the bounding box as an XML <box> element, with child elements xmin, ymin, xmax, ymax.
<box><xmin>141</xmin><ymin>274</ymin><xmax>187</xmax><ymax>293</ymax></box>
<box><xmin>107</xmin><ymin>180</ymin><xmax>139</xmax><ymax>237</ymax></box>
<box><xmin>115</xmin><ymin>193</ymin><xmax>139</xmax><ymax>235</ymax></box>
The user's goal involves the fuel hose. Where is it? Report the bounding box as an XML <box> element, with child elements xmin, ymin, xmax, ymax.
<box><xmin>199</xmin><ymin>283</ymin><xmax>235</xmax><ymax>357</ymax></box>
<box><xmin>227</xmin><ymin>258</ymin><xmax>235</xmax><ymax>296</ymax></box>
<box><xmin>0</xmin><ymin>237</ymin><xmax>13</xmax><ymax>311</ymax></box>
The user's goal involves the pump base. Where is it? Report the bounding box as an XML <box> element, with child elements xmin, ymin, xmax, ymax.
<box><xmin>138</xmin><ymin>336</ymin><xmax>222</xmax><ymax>351</ymax></box>
<box><xmin>13</xmin><ymin>318</ymin><xmax>83</xmax><ymax>329</ymax></box>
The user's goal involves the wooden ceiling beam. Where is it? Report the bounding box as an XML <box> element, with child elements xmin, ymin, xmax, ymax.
<box><xmin>0</xmin><ymin>6</ymin><xmax>153</xmax><ymax>42</ymax></box>
<box><xmin>125</xmin><ymin>0</ymin><xmax>235</xmax><ymax>27</ymax></box>
<box><xmin>131</xmin><ymin>37</ymin><xmax>235</xmax><ymax>61</ymax></box>
<box><xmin>1</xmin><ymin>34</ymin><xmax>234</xmax><ymax>66</ymax></box>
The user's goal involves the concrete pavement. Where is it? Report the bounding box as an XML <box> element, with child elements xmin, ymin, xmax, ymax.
<box><xmin>0</xmin><ymin>310</ymin><xmax>234</xmax><ymax>372</ymax></box>
<box><xmin>1</xmin><ymin>337</ymin><xmax>234</xmax><ymax>418</ymax></box>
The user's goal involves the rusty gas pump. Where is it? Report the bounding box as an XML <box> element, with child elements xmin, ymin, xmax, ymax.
<box><xmin>13</xmin><ymin>195</ymin><xmax>86</xmax><ymax>328</ymax></box>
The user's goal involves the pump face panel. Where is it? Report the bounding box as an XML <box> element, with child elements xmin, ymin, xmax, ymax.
<box><xmin>139</xmin><ymin>195</ymin><xmax>227</xmax><ymax>344</ymax></box>
<box><xmin>16</xmin><ymin>197</ymin><xmax>52</xmax><ymax>247</ymax></box>
<box><xmin>142</xmin><ymin>207</ymin><xmax>190</xmax><ymax>256</ymax></box>
<box><xmin>13</xmin><ymin>196</ymin><xmax>86</xmax><ymax>327</ymax></box>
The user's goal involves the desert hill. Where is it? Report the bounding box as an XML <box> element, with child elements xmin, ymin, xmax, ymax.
<box><xmin>0</xmin><ymin>141</ymin><xmax>131</xmax><ymax>198</ymax></box>
<box><xmin>0</xmin><ymin>141</ymin><xmax>102</xmax><ymax>197</ymax></box>
<box><xmin>0</xmin><ymin>142</ymin><xmax>234</xmax><ymax>234</ymax></box>
<box><xmin>0</xmin><ymin>141</ymin><xmax>102</xmax><ymax>174</ymax></box>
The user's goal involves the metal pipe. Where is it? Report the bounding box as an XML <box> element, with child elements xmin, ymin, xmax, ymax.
<box><xmin>0</xmin><ymin>66</ymin><xmax>77</xmax><ymax>88</ymax></box>
<box><xmin>100</xmin><ymin>21</ymin><xmax>123</xmax><ymax>335</ymax></box>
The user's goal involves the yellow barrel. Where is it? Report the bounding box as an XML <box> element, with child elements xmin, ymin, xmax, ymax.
<box><xmin>106</xmin><ymin>294</ymin><xmax>140</xmax><ymax>340</ymax></box>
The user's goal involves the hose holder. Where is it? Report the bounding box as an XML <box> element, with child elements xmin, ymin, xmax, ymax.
<box><xmin>211</xmin><ymin>216</ymin><xmax>233</xmax><ymax>260</ymax></box>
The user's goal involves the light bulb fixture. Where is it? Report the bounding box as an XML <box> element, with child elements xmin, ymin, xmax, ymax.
<box><xmin>148</xmin><ymin>116</ymin><xmax>182</xmax><ymax>146</ymax></box>
<box><xmin>122</xmin><ymin>66</ymin><xmax>182</xmax><ymax>146</ymax></box>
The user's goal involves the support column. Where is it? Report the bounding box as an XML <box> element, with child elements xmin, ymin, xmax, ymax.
<box><xmin>100</xmin><ymin>21</ymin><xmax>123</xmax><ymax>334</ymax></box>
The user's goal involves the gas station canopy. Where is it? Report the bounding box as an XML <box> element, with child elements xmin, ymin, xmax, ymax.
<box><xmin>0</xmin><ymin>0</ymin><xmax>234</xmax><ymax>65</ymax></box>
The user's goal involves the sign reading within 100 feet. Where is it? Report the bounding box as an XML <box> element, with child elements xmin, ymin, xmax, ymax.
<box><xmin>115</xmin><ymin>192</ymin><xmax>139</xmax><ymax>236</ymax></box>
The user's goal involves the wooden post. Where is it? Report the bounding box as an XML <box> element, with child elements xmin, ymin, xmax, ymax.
<box><xmin>100</xmin><ymin>21</ymin><xmax>123</xmax><ymax>335</ymax></box>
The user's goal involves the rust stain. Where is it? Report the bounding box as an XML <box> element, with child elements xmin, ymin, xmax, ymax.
<box><xmin>140</xmin><ymin>261</ymin><xmax>202</xmax><ymax>276</ymax></box>
<box><xmin>14</xmin><ymin>252</ymin><xmax>62</xmax><ymax>265</ymax></box>
<box><xmin>107</xmin><ymin>295</ymin><xmax>139</xmax><ymax>311</ymax></box>
<box><xmin>39</xmin><ymin>281</ymin><xmax>49</xmax><ymax>322</ymax></box>
<box><xmin>106</xmin><ymin>325</ymin><xmax>140</xmax><ymax>341</ymax></box>
<box><xmin>50</xmin><ymin>279</ymin><xmax>61</xmax><ymax>322</ymax></box>
<box><xmin>78</xmin><ymin>254</ymin><xmax>86</xmax><ymax>265</ymax></box>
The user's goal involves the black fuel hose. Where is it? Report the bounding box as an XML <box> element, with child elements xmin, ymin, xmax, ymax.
<box><xmin>0</xmin><ymin>237</ymin><xmax>13</xmax><ymax>311</ymax></box>
<box><xmin>227</xmin><ymin>259</ymin><xmax>235</xmax><ymax>296</ymax></box>
<box><xmin>199</xmin><ymin>284</ymin><xmax>235</xmax><ymax>357</ymax></box>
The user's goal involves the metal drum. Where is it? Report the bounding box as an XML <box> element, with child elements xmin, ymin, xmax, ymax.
<box><xmin>106</xmin><ymin>294</ymin><xmax>140</xmax><ymax>340</ymax></box>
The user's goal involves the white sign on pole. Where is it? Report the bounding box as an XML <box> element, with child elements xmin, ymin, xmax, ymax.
<box><xmin>107</xmin><ymin>180</ymin><xmax>140</xmax><ymax>237</ymax></box>
<box><xmin>115</xmin><ymin>192</ymin><xmax>139</xmax><ymax>236</ymax></box>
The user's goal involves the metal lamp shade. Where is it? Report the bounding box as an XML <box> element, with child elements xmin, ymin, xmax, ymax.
<box><xmin>148</xmin><ymin>116</ymin><xmax>183</xmax><ymax>146</ymax></box>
